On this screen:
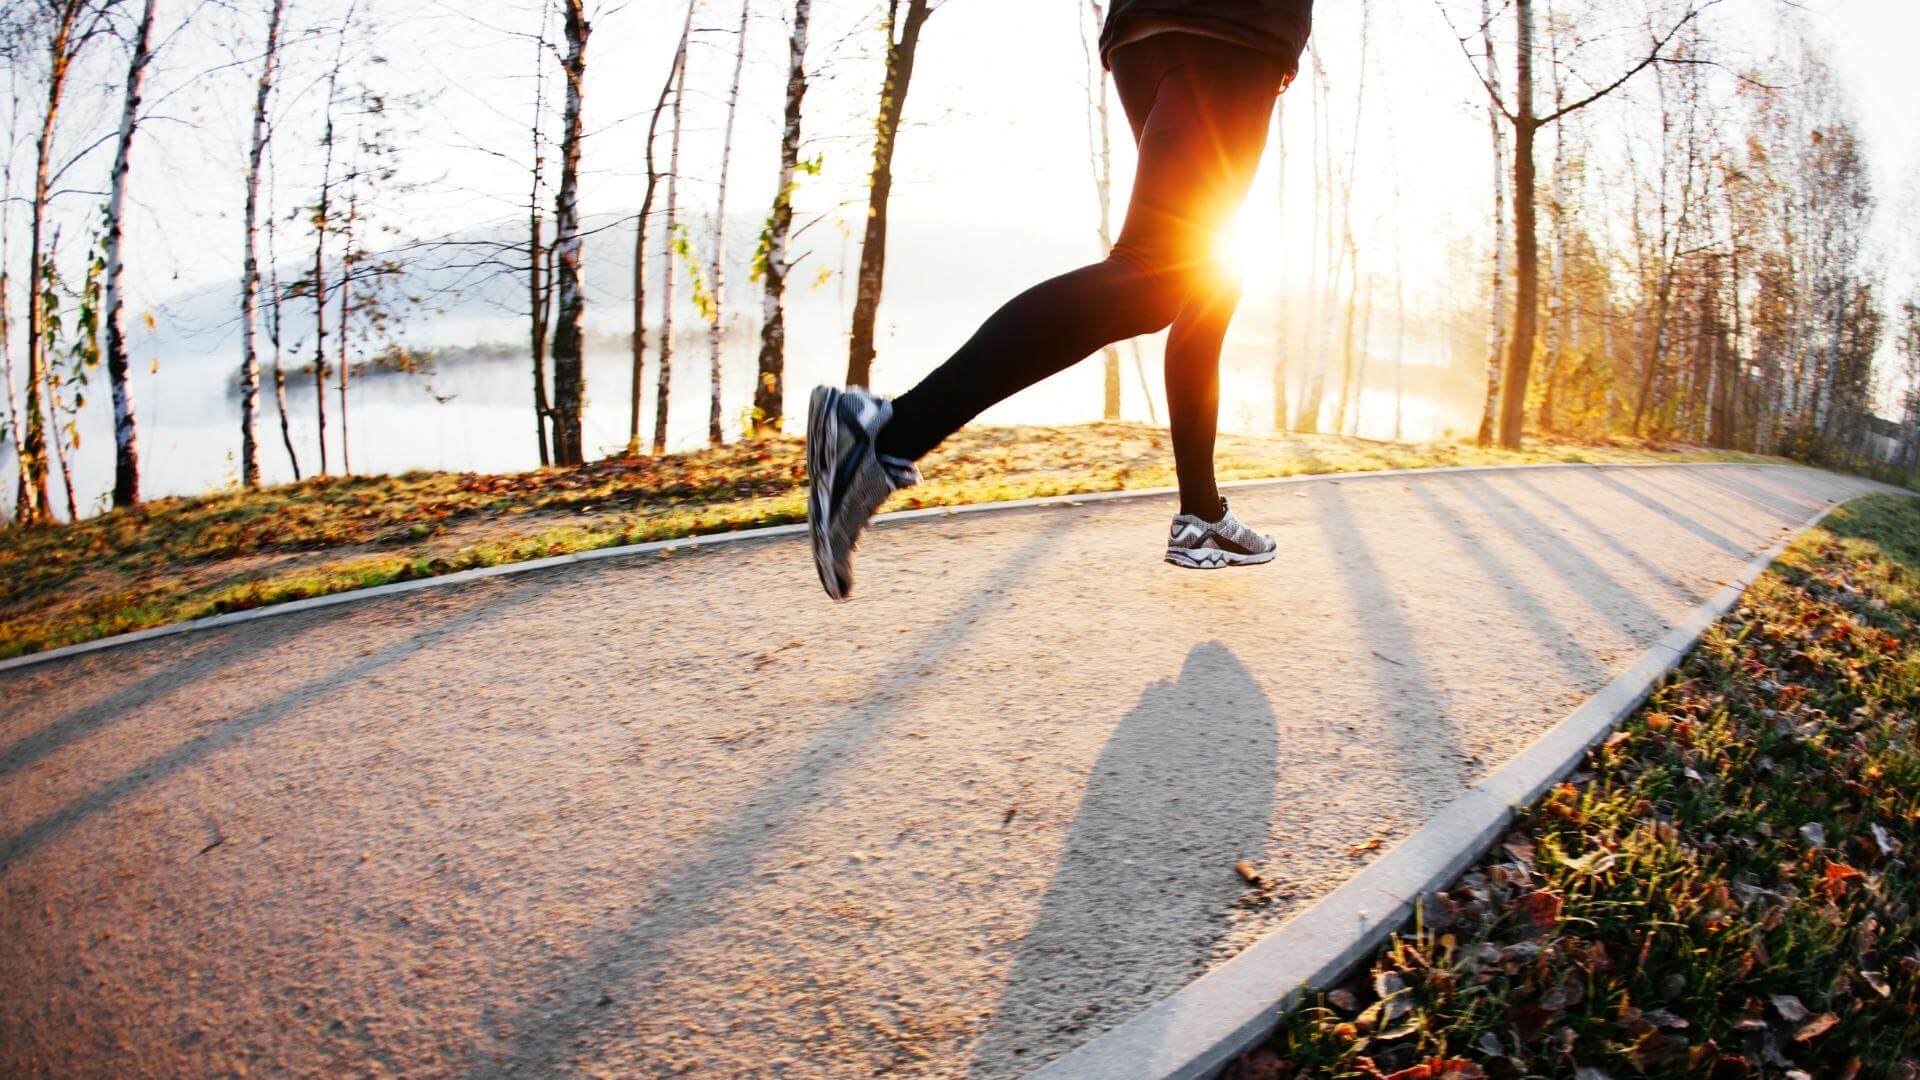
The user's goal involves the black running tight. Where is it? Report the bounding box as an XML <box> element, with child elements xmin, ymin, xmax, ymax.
<box><xmin>874</xmin><ymin>33</ymin><xmax>1286</xmax><ymax>521</ymax></box>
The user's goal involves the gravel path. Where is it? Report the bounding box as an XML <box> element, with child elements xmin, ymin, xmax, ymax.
<box><xmin>0</xmin><ymin>463</ymin><xmax>1886</xmax><ymax>1078</ymax></box>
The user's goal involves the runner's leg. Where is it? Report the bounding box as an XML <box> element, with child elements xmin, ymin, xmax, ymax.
<box><xmin>875</xmin><ymin>35</ymin><xmax>1283</xmax><ymax>472</ymax></box>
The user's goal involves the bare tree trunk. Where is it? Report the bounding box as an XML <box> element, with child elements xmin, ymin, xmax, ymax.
<box><xmin>708</xmin><ymin>0</ymin><xmax>751</xmax><ymax>446</ymax></box>
<box><xmin>1386</xmin><ymin>94</ymin><xmax>1406</xmax><ymax>442</ymax></box>
<box><xmin>39</xmin><ymin>224</ymin><xmax>76</xmax><ymax>520</ymax></box>
<box><xmin>1333</xmin><ymin>232</ymin><xmax>1359</xmax><ymax>433</ymax></box>
<box><xmin>529</xmin><ymin>4</ymin><xmax>553</xmax><ymax>465</ymax></box>
<box><xmin>1392</xmin><ymin>251</ymin><xmax>1406</xmax><ymax>442</ymax></box>
<box><xmin>311</xmin><ymin>15</ymin><xmax>353</xmax><ymax>477</ymax></box>
<box><xmin>3</xmin><ymin>89</ymin><xmax>30</xmax><ymax>518</ymax></box>
<box><xmin>337</xmin><ymin>190</ymin><xmax>354</xmax><ymax>474</ymax></box>
<box><xmin>652</xmin><ymin>48</ymin><xmax>689</xmax><ymax>455</ymax></box>
<box><xmin>1476</xmin><ymin>0</ymin><xmax>1507</xmax><ymax>446</ymax></box>
<box><xmin>240</xmin><ymin>0</ymin><xmax>285</xmax><ymax>487</ymax></box>
<box><xmin>637</xmin><ymin>2</ymin><xmax>696</xmax><ymax>450</ymax></box>
<box><xmin>0</xmin><ymin>259</ymin><xmax>20</xmax><ymax>518</ymax></box>
<box><xmin>1332</xmin><ymin>0</ymin><xmax>1370</xmax><ymax>436</ymax></box>
<box><xmin>1538</xmin><ymin>3</ymin><xmax>1566</xmax><ymax>433</ymax></box>
<box><xmin>48</xmin><ymin>362</ymin><xmax>76</xmax><ymax>520</ymax></box>
<box><xmin>548</xmin><ymin>0</ymin><xmax>590</xmax><ymax>465</ymax></box>
<box><xmin>1271</xmin><ymin>96</ymin><xmax>1289</xmax><ymax>432</ymax></box>
<box><xmin>1634</xmin><ymin>256</ymin><xmax>1679</xmax><ymax>436</ymax></box>
<box><xmin>844</xmin><ymin>0</ymin><xmax>932</xmax><ymax>388</ymax></box>
<box><xmin>753</xmin><ymin>0</ymin><xmax>810</xmax><ymax>436</ymax></box>
<box><xmin>267</xmin><ymin>202</ymin><xmax>300</xmax><ymax>480</ymax></box>
<box><xmin>1292</xmin><ymin>50</ymin><xmax>1330</xmax><ymax>432</ymax></box>
<box><xmin>1350</xmin><ymin>270</ymin><xmax>1374</xmax><ymax>436</ymax></box>
<box><xmin>101</xmin><ymin>0</ymin><xmax>156</xmax><ymax>508</ymax></box>
<box><xmin>22</xmin><ymin>5</ymin><xmax>87</xmax><ymax>521</ymax></box>
<box><xmin>1495</xmin><ymin>0</ymin><xmax>1538</xmax><ymax>449</ymax></box>
<box><xmin>1080</xmin><ymin>0</ymin><xmax>1122</xmax><ymax>420</ymax></box>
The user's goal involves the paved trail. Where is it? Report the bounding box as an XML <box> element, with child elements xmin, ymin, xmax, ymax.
<box><xmin>0</xmin><ymin>463</ymin><xmax>1889</xmax><ymax>1078</ymax></box>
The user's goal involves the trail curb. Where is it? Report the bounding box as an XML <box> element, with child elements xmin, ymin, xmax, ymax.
<box><xmin>1028</xmin><ymin>486</ymin><xmax>1897</xmax><ymax>1080</ymax></box>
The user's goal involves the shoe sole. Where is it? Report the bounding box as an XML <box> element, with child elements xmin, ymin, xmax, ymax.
<box><xmin>806</xmin><ymin>386</ymin><xmax>846</xmax><ymax>600</ymax></box>
<box><xmin>1164</xmin><ymin>547</ymin><xmax>1277</xmax><ymax>570</ymax></box>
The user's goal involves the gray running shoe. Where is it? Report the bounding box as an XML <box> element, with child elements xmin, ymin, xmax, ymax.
<box><xmin>1164</xmin><ymin>498</ymin><xmax>1276</xmax><ymax>569</ymax></box>
<box><xmin>807</xmin><ymin>385</ymin><xmax>920</xmax><ymax>600</ymax></box>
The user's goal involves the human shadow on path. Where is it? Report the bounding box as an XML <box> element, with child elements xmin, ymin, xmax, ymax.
<box><xmin>966</xmin><ymin>642</ymin><xmax>1277</xmax><ymax>1078</ymax></box>
<box><xmin>462</xmin><ymin>528</ymin><xmax>1066</xmax><ymax>1076</ymax></box>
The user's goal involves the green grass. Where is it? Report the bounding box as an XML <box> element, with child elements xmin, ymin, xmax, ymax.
<box><xmin>0</xmin><ymin>422</ymin><xmax>1772</xmax><ymax>660</ymax></box>
<box><xmin>1229</xmin><ymin>493</ymin><xmax>1920</xmax><ymax>1079</ymax></box>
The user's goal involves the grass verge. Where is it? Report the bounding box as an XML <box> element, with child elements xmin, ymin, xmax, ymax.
<box><xmin>1228</xmin><ymin>493</ymin><xmax>1920</xmax><ymax>1079</ymax></box>
<box><xmin>0</xmin><ymin>423</ymin><xmax>1770</xmax><ymax>661</ymax></box>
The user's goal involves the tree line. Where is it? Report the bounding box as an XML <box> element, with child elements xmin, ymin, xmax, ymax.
<box><xmin>1</xmin><ymin>0</ymin><xmax>1915</xmax><ymax>524</ymax></box>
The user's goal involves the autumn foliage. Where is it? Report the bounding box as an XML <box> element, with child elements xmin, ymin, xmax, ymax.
<box><xmin>1233</xmin><ymin>494</ymin><xmax>1920</xmax><ymax>1077</ymax></box>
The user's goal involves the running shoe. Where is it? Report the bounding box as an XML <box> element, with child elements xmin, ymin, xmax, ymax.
<box><xmin>807</xmin><ymin>385</ymin><xmax>920</xmax><ymax>600</ymax></box>
<box><xmin>1164</xmin><ymin>498</ymin><xmax>1276</xmax><ymax>569</ymax></box>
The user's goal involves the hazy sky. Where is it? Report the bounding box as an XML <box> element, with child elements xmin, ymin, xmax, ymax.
<box><xmin>13</xmin><ymin>0</ymin><xmax>1920</xmax><ymax>431</ymax></box>
<box><xmin>84</xmin><ymin>0</ymin><xmax>1911</xmax><ymax>288</ymax></box>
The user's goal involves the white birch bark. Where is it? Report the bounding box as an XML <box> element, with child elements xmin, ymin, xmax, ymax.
<box><xmin>708</xmin><ymin>0</ymin><xmax>751</xmax><ymax>445</ymax></box>
<box><xmin>752</xmin><ymin>0</ymin><xmax>809</xmax><ymax>436</ymax></box>
<box><xmin>102</xmin><ymin>0</ymin><xmax>156</xmax><ymax>507</ymax></box>
<box><xmin>239</xmin><ymin>0</ymin><xmax>286</xmax><ymax>487</ymax></box>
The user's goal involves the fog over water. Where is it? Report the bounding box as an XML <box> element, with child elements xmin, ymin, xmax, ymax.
<box><xmin>15</xmin><ymin>210</ymin><xmax>1478</xmax><ymax>516</ymax></box>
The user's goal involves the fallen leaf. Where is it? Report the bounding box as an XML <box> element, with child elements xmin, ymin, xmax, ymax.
<box><xmin>1793</xmin><ymin>1013</ymin><xmax>1838</xmax><ymax>1041</ymax></box>
<box><xmin>1514</xmin><ymin>890</ymin><xmax>1564</xmax><ymax>931</ymax></box>
<box><xmin>1347</xmin><ymin>836</ymin><xmax>1385</xmax><ymax>857</ymax></box>
<box><xmin>1822</xmin><ymin>861</ymin><xmax>1864</xmax><ymax>900</ymax></box>
<box><xmin>1381</xmin><ymin>1059</ymin><xmax>1485</xmax><ymax>1080</ymax></box>
<box><xmin>1770</xmin><ymin>994</ymin><xmax>1809</xmax><ymax>1024</ymax></box>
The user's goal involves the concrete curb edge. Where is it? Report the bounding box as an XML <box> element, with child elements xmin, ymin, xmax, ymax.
<box><xmin>1028</xmin><ymin>489</ymin><xmax>1882</xmax><ymax>1080</ymax></box>
<box><xmin>0</xmin><ymin>459</ymin><xmax>1797</xmax><ymax>675</ymax></box>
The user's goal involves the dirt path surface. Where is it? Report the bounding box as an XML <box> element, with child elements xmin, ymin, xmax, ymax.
<box><xmin>0</xmin><ymin>463</ymin><xmax>1889</xmax><ymax>1078</ymax></box>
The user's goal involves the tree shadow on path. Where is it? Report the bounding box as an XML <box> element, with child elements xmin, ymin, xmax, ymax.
<box><xmin>965</xmin><ymin>641</ymin><xmax>1277</xmax><ymax>1078</ymax></box>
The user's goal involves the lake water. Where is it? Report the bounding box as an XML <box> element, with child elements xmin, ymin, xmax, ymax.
<box><xmin>3</xmin><ymin>316</ymin><xmax>1470</xmax><ymax>520</ymax></box>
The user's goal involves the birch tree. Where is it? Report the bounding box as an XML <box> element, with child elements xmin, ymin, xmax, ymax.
<box><xmin>1081</xmin><ymin>0</ymin><xmax>1121</xmax><ymax>420</ymax></box>
<box><xmin>302</xmin><ymin>1</ymin><xmax>358</xmax><ymax>475</ymax></box>
<box><xmin>844</xmin><ymin>0</ymin><xmax>932</xmax><ymax>388</ymax></box>
<box><xmin>750</xmin><ymin>0</ymin><xmax>810</xmax><ymax>436</ymax></box>
<box><xmin>528</xmin><ymin>1</ymin><xmax>554</xmax><ymax>464</ymax></box>
<box><xmin>2</xmin><ymin>63</ymin><xmax>30</xmax><ymax>518</ymax></box>
<box><xmin>633</xmin><ymin>0</ymin><xmax>694</xmax><ymax>451</ymax></box>
<box><xmin>19</xmin><ymin>0</ymin><xmax>111</xmax><ymax>521</ymax></box>
<box><xmin>1473</xmin><ymin>0</ymin><xmax>1507</xmax><ymax>446</ymax></box>
<box><xmin>96</xmin><ymin>0</ymin><xmax>155</xmax><ymax>508</ymax></box>
<box><xmin>706</xmin><ymin>0</ymin><xmax>751</xmax><ymax>445</ymax></box>
<box><xmin>1271</xmin><ymin>94</ymin><xmax>1289</xmax><ymax>432</ymax></box>
<box><xmin>266</xmin><ymin>171</ymin><xmax>299</xmax><ymax>479</ymax></box>
<box><xmin>547</xmin><ymin>0</ymin><xmax>588</xmax><ymax>464</ymax></box>
<box><xmin>238</xmin><ymin>0</ymin><xmax>286</xmax><ymax>488</ymax></box>
<box><xmin>1443</xmin><ymin>0</ymin><xmax>1713</xmax><ymax>448</ymax></box>
<box><xmin>651</xmin><ymin>41</ymin><xmax>688</xmax><ymax>455</ymax></box>
<box><xmin>1291</xmin><ymin>47</ymin><xmax>1330</xmax><ymax>432</ymax></box>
